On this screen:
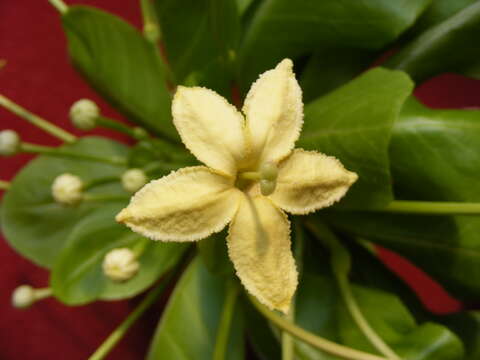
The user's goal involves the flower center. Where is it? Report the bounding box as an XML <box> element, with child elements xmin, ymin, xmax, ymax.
<box><xmin>235</xmin><ymin>162</ymin><xmax>278</xmax><ymax>196</ymax></box>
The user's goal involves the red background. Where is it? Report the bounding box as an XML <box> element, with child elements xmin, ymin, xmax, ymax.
<box><xmin>0</xmin><ymin>1</ymin><xmax>478</xmax><ymax>359</ymax></box>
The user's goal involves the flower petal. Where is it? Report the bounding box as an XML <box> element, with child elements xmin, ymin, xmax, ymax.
<box><xmin>270</xmin><ymin>149</ymin><xmax>358</xmax><ymax>215</ymax></box>
<box><xmin>172</xmin><ymin>86</ymin><xmax>248</xmax><ymax>175</ymax></box>
<box><xmin>116</xmin><ymin>166</ymin><xmax>241</xmax><ymax>241</ymax></box>
<box><xmin>227</xmin><ymin>195</ymin><xmax>297</xmax><ymax>313</ymax></box>
<box><xmin>243</xmin><ymin>59</ymin><xmax>303</xmax><ymax>164</ymax></box>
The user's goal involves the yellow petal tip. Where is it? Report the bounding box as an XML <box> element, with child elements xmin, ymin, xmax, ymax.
<box><xmin>115</xmin><ymin>208</ymin><xmax>130</xmax><ymax>223</ymax></box>
<box><xmin>277</xmin><ymin>58</ymin><xmax>293</xmax><ymax>71</ymax></box>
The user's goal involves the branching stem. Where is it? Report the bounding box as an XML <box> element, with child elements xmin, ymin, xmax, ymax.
<box><xmin>0</xmin><ymin>95</ymin><xmax>75</xmax><ymax>143</ymax></box>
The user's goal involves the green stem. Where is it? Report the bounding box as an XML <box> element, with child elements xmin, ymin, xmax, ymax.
<box><xmin>83</xmin><ymin>194</ymin><xmax>129</xmax><ymax>202</ymax></box>
<box><xmin>0</xmin><ymin>95</ymin><xmax>75</xmax><ymax>143</ymax></box>
<box><xmin>337</xmin><ymin>279</ymin><xmax>400</xmax><ymax>360</ymax></box>
<box><xmin>140</xmin><ymin>0</ymin><xmax>161</xmax><ymax>43</ymax></box>
<box><xmin>131</xmin><ymin>238</ymin><xmax>150</xmax><ymax>259</ymax></box>
<box><xmin>213</xmin><ymin>281</ymin><xmax>240</xmax><ymax>360</ymax></box>
<box><xmin>88</xmin><ymin>279</ymin><xmax>171</xmax><ymax>360</ymax></box>
<box><xmin>379</xmin><ymin>200</ymin><xmax>480</xmax><ymax>215</ymax></box>
<box><xmin>239</xmin><ymin>171</ymin><xmax>262</xmax><ymax>181</ymax></box>
<box><xmin>96</xmin><ymin>117</ymin><xmax>146</xmax><ymax>141</ymax></box>
<box><xmin>305</xmin><ymin>221</ymin><xmax>399</xmax><ymax>360</ymax></box>
<box><xmin>0</xmin><ymin>180</ymin><xmax>10</xmax><ymax>190</ymax></box>
<box><xmin>20</xmin><ymin>142</ymin><xmax>126</xmax><ymax>166</ymax></box>
<box><xmin>249</xmin><ymin>296</ymin><xmax>387</xmax><ymax>360</ymax></box>
<box><xmin>282</xmin><ymin>297</ymin><xmax>295</xmax><ymax>360</ymax></box>
<box><xmin>48</xmin><ymin>0</ymin><xmax>68</xmax><ymax>14</ymax></box>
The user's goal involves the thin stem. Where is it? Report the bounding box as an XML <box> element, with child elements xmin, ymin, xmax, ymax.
<box><xmin>0</xmin><ymin>95</ymin><xmax>75</xmax><ymax>143</ymax></box>
<box><xmin>49</xmin><ymin>0</ymin><xmax>68</xmax><ymax>14</ymax></box>
<box><xmin>0</xmin><ymin>180</ymin><xmax>11</xmax><ymax>190</ymax></box>
<box><xmin>21</xmin><ymin>142</ymin><xmax>126</xmax><ymax>166</ymax></box>
<box><xmin>88</xmin><ymin>279</ymin><xmax>171</xmax><ymax>360</ymax></box>
<box><xmin>337</xmin><ymin>279</ymin><xmax>400</xmax><ymax>360</ymax></box>
<box><xmin>378</xmin><ymin>200</ymin><xmax>480</xmax><ymax>215</ymax></box>
<box><xmin>281</xmin><ymin>297</ymin><xmax>295</xmax><ymax>360</ymax></box>
<box><xmin>34</xmin><ymin>288</ymin><xmax>53</xmax><ymax>301</ymax></box>
<box><xmin>140</xmin><ymin>0</ymin><xmax>161</xmax><ymax>43</ymax></box>
<box><xmin>248</xmin><ymin>296</ymin><xmax>387</xmax><ymax>360</ymax></box>
<box><xmin>305</xmin><ymin>221</ymin><xmax>399</xmax><ymax>360</ymax></box>
<box><xmin>96</xmin><ymin>117</ymin><xmax>147</xmax><ymax>141</ymax></box>
<box><xmin>83</xmin><ymin>194</ymin><xmax>129</xmax><ymax>202</ymax></box>
<box><xmin>131</xmin><ymin>238</ymin><xmax>150</xmax><ymax>259</ymax></box>
<box><xmin>213</xmin><ymin>281</ymin><xmax>240</xmax><ymax>360</ymax></box>
<box><xmin>239</xmin><ymin>171</ymin><xmax>261</xmax><ymax>181</ymax></box>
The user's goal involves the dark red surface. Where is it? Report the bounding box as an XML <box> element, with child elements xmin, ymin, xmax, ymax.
<box><xmin>1</xmin><ymin>1</ymin><xmax>479</xmax><ymax>359</ymax></box>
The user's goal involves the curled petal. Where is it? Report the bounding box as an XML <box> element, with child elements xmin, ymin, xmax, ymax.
<box><xmin>172</xmin><ymin>86</ymin><xmax>248</xmax><ymax>175</ymax></box>
<box><xmin>270</xmin><ymin>149</ymin><xmax>358</xmax><ymax>215</ymax></box>
<box><xmin>227</xmin><ymin>195</ymin><xmax>297</xmax><ymax>313</ymax></box>
<box><xmin>243</xmin><ymin>59</ymin><xmax>303</xmax><ymax>164</ymax></box>
<box><xmin>116</xmin><ymin>166</ymin><xmax>241</xmax><ymax>241</ymax></box>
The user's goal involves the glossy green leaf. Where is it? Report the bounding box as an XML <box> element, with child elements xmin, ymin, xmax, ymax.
<box><xmin>386</xmin><ymin>1</ymin><xmax>480</xmax><ymax>82</ymax></box>
<box><xmin>147</xmin><ymin>257</ymin><xmax>244</xmax><ymax>360</ymax></box>
<box><xmin>300</xmin><ymin>49</ymin><xmax>375</xmax><ymax>103</ymax></box>
<box><xmin>327</xmin><ymin>97</ymin><xmax>480</xmax><ymax>300</ymax></box>
<box><xmin>294</xmin><ymin>273</ymin><xmax>464</xmax><ymax>360</ymax></box>
<box><xmin>299</xmin><ymin>67</ymin><xmax>414</xmax><ymax>209</ymax></box>
<box><xmin>51</xmin><ymin>204</ymin><xmax>187</xmax><ymax>305</ymax></box>
<box><xmin>154</xmin><ymin>0</ymin><xmax>240</xmax><ymax>97</ymax></box>
<box><xmin>1</xmin><ymin>137</ymin><xmax>128</xmax><ymax>268</ymax></box>
<box><xmin>61</xmin><ymin>6</ymin><xmax>177</xmax><ymax>140</ymax></box>
<box><xmin>238</xmin><ymin>0</ymin><xmax>430</xmax><ymax>92</ymax></box>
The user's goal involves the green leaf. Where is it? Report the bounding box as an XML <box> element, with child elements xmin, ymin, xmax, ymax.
<box><xmin>436</xmin><ymin>312</ymin><xmax>480</xmax><ymax>360</ymax></box>
<box><xmin>294</xmin><ymin>273</ymin><xmax>464</xmax><ymax>360</ymax></box>
<box><xmin>154</xmin><ymin>0</ymin><xmax>240</xmax><ymax>97</ymax></box>
<box><xmin>1</xmin><ymin>137</ymin><xmax>127</xmax><ymax>268</ymax></box>
<box><xmin>197</xmin><ymin>230</ymin><xmax>234</xmax><ymax>276</ymax></box>
<box><xmin>299</xmin><ymin>67</ymin><xmax>414</xmax><ymax>209</ymax></box>
<box><xmin>300</xmin><ymin>49</ymin><xmax>375</xmax><ymax>103</ymax></box>
<box><xmin>147</xmin><ymin>257</ymin><xmax>244</xmax><ymax>360</ymax></box>
<box><xmin>51</xmin><ymin>205</ymin><xmax>187</xmax><ymax>305</ymax></box>
<box><xmin>327</xmin><ymin>97</ymin><xmax>480</xmax><ymax>300</ymax></box>
<box><xmin>386</xmin><ymin>1</ymin><xmax>480</xmax><ymax>82</ymax></box>
<box><xmin>61</xmin><ymin>6</ymin><xmax>177</xmax><ymax>140</ymax></box>
<box><xmin>411</xmin><ymin>0</ymin><xmax>477</xmax><ymax>34</ymax></box>
<box><xmin>238</xmin><ymin>0</ymin><xmax>430</xmax><ymax>92</ymax></box>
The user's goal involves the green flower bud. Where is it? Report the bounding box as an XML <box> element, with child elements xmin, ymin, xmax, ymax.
<box><xmin>260</xmin><ymin>179</ymin><xmax>276</xmax><ymax>196</ymax></box>
<box><xmin>0</xmin><ymin>129</ymin><xmax>20</xmax><ymax>156</ymax></box>
<box><xmin>70</xmin><ymin>99</ymin><xmax>99</xmax><ymax>130</ymax></box>
<box><xmin>260</xmin><ymin>162</ymin><xmax>278</xmax><ymax>181</ymax></box>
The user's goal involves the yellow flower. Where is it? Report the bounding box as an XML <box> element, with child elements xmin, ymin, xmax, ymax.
<box><xmin>116</xmin><ymin>59</ymin><xmax>357</xmax><ymax>313</ymax></box>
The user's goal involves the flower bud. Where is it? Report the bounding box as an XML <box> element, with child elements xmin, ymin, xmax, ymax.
<box><xmin>70</xmin><ymin>99</ymin><xmax>99</xmax><ymax>130</ymax></box>
<box><xmin>103</xmin><ymin>248</ymin><xmax>140</xmax><ymax>282</ymax></box>
<box><xmin>260</xmin><ymin>179</ymin><xmax>276</xmax><ymax>196</ymax></box>
<box><xmin>0</xmin><ymin>129</ymin><xmax>20</xmax><ymax>156</ymax></box>
<box><xmin>260</xmin><ymin>162</ymin><xmax>278</xmax><ymax>182</ymax></box>
<box><xmin>52</xmin><ymin>173</ymin><xmax>83</xmax><ymax>206</ymax></box>
<box><xmin>122</xmin><ymin>168</ymin><xmax>147</xmax><ymax>193</ymax></box>
<box><xmin>11</xmin><ymin>285</ymin><xmax>35</xmax><ymax>309</ymax></box>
